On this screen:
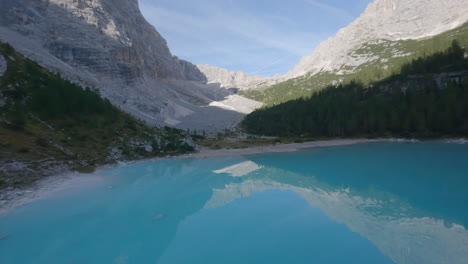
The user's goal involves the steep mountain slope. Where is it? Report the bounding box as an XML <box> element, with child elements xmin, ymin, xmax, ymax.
<box><xmin>0</xmin><ymin>43</ymin><xmax>194</xmax><ymax>188</ymax></box>
<box><xmin>0</xmin><ymin>0</ymin><xmax>261</xmax><ymax>130</ymax></box>
<box><xmin>242</xmin><ymin>43</ymin><xmax>468</xmax><ymax>138</ymax></box>
<box><xmin>241</xmin><ymin>23</ymin><xmax>468</xmax><ymax>105</ymax></box>
<box><xmin>203</xmin><ymin>0</ymin><xmax>468</xmax><ymax>102</ymax></box>
<box><xmin>286</xmin><ymin>0</ymin><xmax>468</xmax><ymax>78</ymax></box>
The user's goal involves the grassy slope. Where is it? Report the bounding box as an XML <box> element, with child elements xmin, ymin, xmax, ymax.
<box><xmin>0</xmin><ymin>43</ymin><xmax>193</xmax><ymax>188</ymax></box>
<box><xmin>240</xmin><ymin>22</ymin><xmax>468</xmax><ymax>105</ymax></box>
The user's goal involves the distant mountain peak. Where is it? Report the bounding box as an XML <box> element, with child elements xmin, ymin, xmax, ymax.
<box><xmin>285</xmin><ymin>0</ymin><xmax>468</xmax><ymax>79</ymax></box>
<box><xmin>199</xmin><ymin>0</ymin><xmax>468</xmax><ymax>90</ymax></box>
<box><xmin>196</xmin><ymin>64</ymin><xmax>279</xmax><ymax>90</ymax></box>
<box><xmin>365</xmin><ymin>0</ymin><xmax>398</xmax><ymax>13</ymax></box>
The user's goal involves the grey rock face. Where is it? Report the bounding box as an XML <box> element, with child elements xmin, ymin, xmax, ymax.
<box><xmin>0</xmin><ymin>0</ymin><xmax>205</xmax><ymax>82</ymax></box>
<box><xmin>0</xmin><ymin>0</ymin><xmax>261</xmax><ymax>130</ymax></box>
<box><xmin>196</xmin><ymin>64</ymin><xmax>281</xmax><ymax>90</ymax></box>
<box><xmin>200</xmin><ymin>0</ymin><xmax>468</xmax><ymax>90</ymax></box>
<box><xmin>285</xmin><ymin>0</ymin><xmax>468</xmax><ymax>78</ymax></box>
<box><xmin>0</xmin><ymin>55</ymin><xmax>6</xmax><ymax>77</ymax></box>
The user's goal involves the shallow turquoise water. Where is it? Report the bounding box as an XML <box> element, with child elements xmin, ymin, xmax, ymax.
<box><xmin>1</xmin><ymin>142</ymin><xmax>468</xmax><ymax>264</ymax></box>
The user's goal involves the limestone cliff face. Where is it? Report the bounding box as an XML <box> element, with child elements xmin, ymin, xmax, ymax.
<box><xmin>0</xmin><ymin>0</ymin><xmax>205</xmax><ymax>82</ymax></box>
<box><xmin>0</xmin><ymin>0</ymin><xmax>261</xmax><ymax>130</ymax></box>
<box><xmin>285</xmin><ymin>0</ymin><xmax>468</xmax><ymax>78</ymax></box>
<box><xmin>200</xmin><ymin>0</ymin><xmax>468</xmax><ymax>89</ymax></box>
<box><xmin>196</xmin><ymin>64</ymin><xmax>281</xmax><ymax>90</ymax></box>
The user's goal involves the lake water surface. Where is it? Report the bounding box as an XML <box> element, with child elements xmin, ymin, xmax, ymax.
<box><xmin>1</xmin><ymin>142</ymin><xmax>468</xmax><ymax>264</ymax></box>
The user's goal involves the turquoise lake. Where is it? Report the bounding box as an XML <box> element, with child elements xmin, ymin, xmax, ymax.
<box><xmin>1</xmin><ymin>142</ymin><xmax>468</xmax><ymax>264</ymax></box>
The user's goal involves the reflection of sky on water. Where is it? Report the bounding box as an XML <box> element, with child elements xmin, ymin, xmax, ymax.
<box><xmin>1</xmin><ymin>142</ymin><xmax>467</xmax><ymax>264</ymax></box>
<box><xmin>206</xmin><ymin>143</ymin><xmax>468</xmax><ymax>264</ymax></box>
<box><xmin>207</xmin><ymin>170</ymin><xmax>468</xmax><ymax>264</ymax></box>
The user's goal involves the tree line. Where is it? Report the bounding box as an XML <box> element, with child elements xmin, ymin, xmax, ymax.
<box><xmin>242</xmin><ymin>41</ymin><xmax>468</xmax><ymax>138</ymax></box>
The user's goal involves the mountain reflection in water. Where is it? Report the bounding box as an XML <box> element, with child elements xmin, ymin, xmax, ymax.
<box><xmin>1</xmin><ymin>142</ymin><xmax>467</xmax><ymax>264</ymax></box>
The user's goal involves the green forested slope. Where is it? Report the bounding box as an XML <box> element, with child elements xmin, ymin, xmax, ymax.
<box><xmin>240</xmin><ymin>23</ymin><xmax>468</xmax><ymax>105</ymax></box>
<box><xmin>242</xmin><ymin>42</ymin><xmax>468</xmax><ymax>138</ymax></box>
<box><xmin>0</xmin><ymin>43</ymin><xmax>193</xmax><ymax>188</ymax></box>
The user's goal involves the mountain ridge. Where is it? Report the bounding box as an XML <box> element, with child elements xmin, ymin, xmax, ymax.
<box><xmin>286</xmin><ymin>0</ymin><xmax>468</xmax><ymax>78</ymax></box>
<box><xmin>0</xmin><ymin>0</ymin><xmax>261</xmax><ymax>130</ymax></box>
<box><xmin>0</xmin><ymin>42</ymin><xmax>196</xmax><ymax>188</ymax></box>
<box><xmin>199</xmin><ymin>0</ymin><xmax>468</xmax><ymax>90</ymax></box>
<box><xmin>196</xmin><ymin>64</ymin><xmax>280</xmax><ymax>90</ymax></box>
<box><xmin>240</xmin><ymin>22</ymin><xmax>468</xmax><ymax>105</ymax></box>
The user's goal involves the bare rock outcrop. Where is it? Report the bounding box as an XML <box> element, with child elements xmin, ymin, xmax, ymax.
<box><xmin>285</xmin><ymin>0</ymin><xmax>468</xmax><ymax>78</ymax></box>
<box><xmin>0</xmin><ymin>0</ymin><xmax>261</xmax><ymax>130</ymax></box>
<box><xmin>199</xmin><ymin>0</ymin><xmax>468</xmax><ymax>90</ymax></box>
<box><xmin>196</xmin><ymin>64</ymin><xmax>281</xmax><ymax>90</ymax></box>
<box><xmin>0</xmin><ymin>0</ymin><xmax>207</xmax><ymax>82</ymax></box>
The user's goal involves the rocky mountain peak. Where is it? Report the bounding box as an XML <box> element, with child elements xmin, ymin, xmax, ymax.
<box><xmin>0</xmin><ymin>0</ymin><xmax>261</xmax><ymax>130</ymax></box>
<box><xmin>198</xmin><ymin>0</ymin><xmax>468</xmax><ymax>90</ymax></box>
<box><xmin>196</xmin><ymin>64</ymin><xmax>281</xmax><ymax>90</ymax></box>
<box><xmin>284</xmin><ymin>0</ymin><xmax>468</xmax><ymax>79</ymax></box>
<box><xmin>365</xmin><ymin>0</ymin><xmax>398</xmax><ymax>13</ymax></box>
<box><xmin>0</xmin><ymin>0</ymin><xmax>206</xmax><ymax>82</ymax></box>
<box><xmin>48</xmin><ymin>0</ymin><xmax>140</xmax><ymax>44</ymax></box>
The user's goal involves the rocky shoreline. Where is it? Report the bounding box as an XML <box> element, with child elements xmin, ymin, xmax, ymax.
<box><xmin>1</xmin><ymin>138</ymin><xmax>466</xmax><ymax>216</ymax></box>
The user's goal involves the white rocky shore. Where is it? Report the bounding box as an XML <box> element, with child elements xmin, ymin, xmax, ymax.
<box><xmin>184</xmin><ymin>138</ymin><xmax>388</xmax><ymax>158</ymax></box>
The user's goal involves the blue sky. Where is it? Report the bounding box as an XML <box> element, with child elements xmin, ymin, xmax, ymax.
<box><xmin>139</xmin><ymin>0</ymin><xmax>373</xmax><ymax>76</ymax></box>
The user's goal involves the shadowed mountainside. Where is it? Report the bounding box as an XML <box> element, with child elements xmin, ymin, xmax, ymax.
<box><xmin>0</xmin><ymin>0</ymin><xmax>261</xmax><ymax>130</ymax></box>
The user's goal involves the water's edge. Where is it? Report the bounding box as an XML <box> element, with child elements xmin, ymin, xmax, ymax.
<box><xmin>0</xmin><ymin>138</ymin><xmax>463</xmax><ymax>216</ymax></box>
